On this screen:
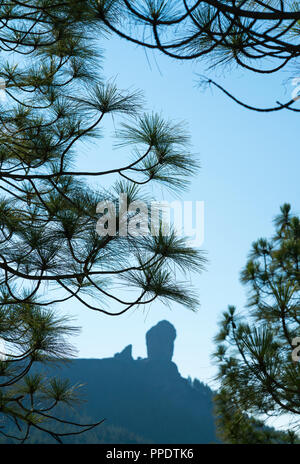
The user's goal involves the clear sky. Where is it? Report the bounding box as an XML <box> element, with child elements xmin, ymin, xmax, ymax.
<box><xmin>63</xmin><ymin>34</ymin><xmax>299</xmax><ymax>394</ymax></box>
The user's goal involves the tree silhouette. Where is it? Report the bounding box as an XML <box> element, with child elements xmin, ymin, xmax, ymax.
<box><xmin>0</xmin><ymin>1</ymin><xmax>206</xmax><ymax>442</ymax></box>
<box><xmin>100</xmin><ymin>0</ymin><xmax>300</xmax><ymax>111</ymax></box>
<box><xmin>213</xmin><ymin>204</ymin><xmax>300</xmax><ymax>442</ymax></box>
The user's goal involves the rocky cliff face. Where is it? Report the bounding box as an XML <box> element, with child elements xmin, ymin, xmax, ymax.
<box><xmin>146</xmin><ymin>320</ymin><xmax>177</xmax><ymax>362</ymax></box>
<box><xmin>30</xmin><ymin>320</ymin><xmax>217</xmax><ymax>444</ymax></box>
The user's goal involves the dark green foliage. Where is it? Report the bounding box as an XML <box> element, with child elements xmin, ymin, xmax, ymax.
<box><xmin>214</xmin><ymin>204</ymin><xmax>300</xmax><ymax>443</ymax></box>
<box><xmin>0</xmin><ymin>1</ymin><xmax>205</xmax><ymax>442</ymax></box>
<box><xmin>214</xmin><ymin>390</ymin><xmax>299</xmax><ymax>444</ymax></box>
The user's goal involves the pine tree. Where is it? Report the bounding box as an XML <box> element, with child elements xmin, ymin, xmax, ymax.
<box><xmin>101</xmin><ymin>1</ymin><xmax>300</xmax><ymax>111</ymax></box>
<box><xmin>213</xmin><ymin>204</ymin><xmax>300</xmax><ymax>443</ymax></box>
<box><xmin>0</xmin><ymin>1</ymin><xmax>205</xmax><ymax>442</ymax></box>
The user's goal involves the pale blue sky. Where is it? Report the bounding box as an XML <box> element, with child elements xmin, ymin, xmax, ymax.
<box><xmin>64</xmin><ymin>35</ymin><xmax>299</xmax><ymax>392</ymax></box>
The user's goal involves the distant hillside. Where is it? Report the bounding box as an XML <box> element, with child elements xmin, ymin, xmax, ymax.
<box><xmin>1</xmin><ymin>320</ymin><xmax>292</xmax><ymax>444</ymax></box>
<box><xmin>17</xmin><ymin>320</ymin><xmax>218</xmax><ymax>444</ymax></box>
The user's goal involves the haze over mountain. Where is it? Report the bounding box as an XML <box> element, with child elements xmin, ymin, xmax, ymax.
<box><xmin>2</xmin><ymin>320</ymin><xmax>218</xmax><ymax>444</ymax></box>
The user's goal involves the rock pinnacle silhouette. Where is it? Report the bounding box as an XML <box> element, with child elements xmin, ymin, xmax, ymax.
<box><xmin>146</xmin><ymin>320</ymin><xmax>177</xmax><ymax>362</ymax></box>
